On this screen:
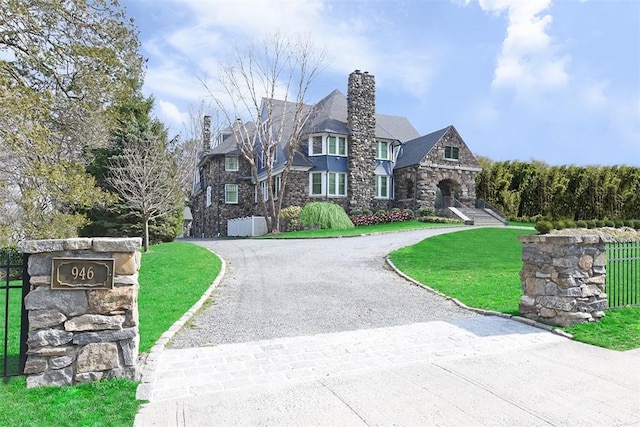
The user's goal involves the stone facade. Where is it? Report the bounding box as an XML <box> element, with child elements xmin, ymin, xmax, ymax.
<box><xmin>394</xmin><ymin>127</ymin><xmax>480</xmax><ymax>211</ymax></box>
<box><xmin>518</xmin><ymin>234</ymin><xmax>608</xmax><ymax>327</ymax></box>
<box><xmin>191</xmin><ymin>155</ymin><xmax>254</xmax><ymax>237</ymax></box>
<box><xmin>18</xmin><ymin>238</ymin><xmax>141</xmax><ymax>388</ymax></box>
<box><xmin>347</xmin><ymin>70</ymin><xmax>377</xmax><ymax>212</ymax></box>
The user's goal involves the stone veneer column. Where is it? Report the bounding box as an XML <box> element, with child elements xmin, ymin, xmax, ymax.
<box><xmin>18</xmin><ymin>238</ymin><xmax>141</xmax><ymax>388</ymax></box>
<box><xmin>347</xmin><ymin>70</ymin><xmax>376</xmax><ymax>212</ymax></box>
<box><xmin>518</xmin><ymin>234</ymin><xmax>607</xmax><ymax>326</ymax></box>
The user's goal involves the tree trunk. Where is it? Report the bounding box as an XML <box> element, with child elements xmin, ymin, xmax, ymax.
<box><xmin>144</xmin><ymin>217</ymin><xmax>150</xmax><ymax>252</ymax></box>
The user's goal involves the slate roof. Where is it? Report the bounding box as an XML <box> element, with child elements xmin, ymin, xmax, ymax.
<box><xmin>301</xmin><ymin>89</ymin><xmax>419</xmax><ymax>142</ymax></box>
<box><xmin>208</xmin><ymin>121</ymin><xmax>256</xmax><ymax>156</ymax></box>
<box><xmin>394</xmin><ymin>125</ymin><xmax>452</xmax><ymax>170</ymax></box>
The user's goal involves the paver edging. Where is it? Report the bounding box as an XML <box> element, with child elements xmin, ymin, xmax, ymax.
<box><xmin>135</xmin><ymin>249</ymin><xmax>227</xmax><ymax>400</ymax></box>
<box><xmin>384</xmin><ymin>256</ymin><xmax>573</xmax><ymax>340</ymax></box>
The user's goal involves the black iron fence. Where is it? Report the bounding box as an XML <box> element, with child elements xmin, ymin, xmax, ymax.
<box><xmin>1</xmin><ymin>249</ymin><xmax>30</xmax><ymax>379</ymax></box>
<box><xmin>606</xmin><ymin>241</ymin><xmax>640</xmax><ymax>309</ymax></box>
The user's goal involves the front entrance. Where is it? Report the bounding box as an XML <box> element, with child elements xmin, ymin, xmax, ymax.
<box><xmin>435</xmin><ymin>179</ymin><xmax>462</xmax><ymax>210</ymax></box>
<box><xmin>1</xmin><ymin>249</ymin><xmax>30</xmax><ymax>378</ymax></box>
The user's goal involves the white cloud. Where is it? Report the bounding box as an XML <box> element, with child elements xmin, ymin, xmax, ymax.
<box><xmin>476</xmin><ymin>0</ymin><xmax>570</xmax><ymax>98</ymax></box>
<box><xmin>157</xmin><ymin>100</ymin><xmax>189</xmax><ymax>132</ymax></box>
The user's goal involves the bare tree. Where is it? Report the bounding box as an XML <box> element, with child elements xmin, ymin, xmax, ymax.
<box><xmin>177</xmin><ymin>101</ymin><xmax>221</xmax><ymax>197</ymax></box>
<box><xmin>108</xmin><ymin>138</ymin><xmax>182</xmax><ymax>252</ymax></box>
<box><xmin>204</xmin><ymin>33</ymin><xmax>326</xmax><ymax>233</ymax></box>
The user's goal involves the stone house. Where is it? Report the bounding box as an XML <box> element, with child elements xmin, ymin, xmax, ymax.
<box><xmin>191</xmin><ymin>70</ymin><xmax>482</xmax><ymax>237</ymax></box>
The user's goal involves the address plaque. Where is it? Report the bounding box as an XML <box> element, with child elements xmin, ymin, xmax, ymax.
<box><xmin>51</xmin><ymin>258</ymin><xmax>115</xmax><ymax>290</ymax></box>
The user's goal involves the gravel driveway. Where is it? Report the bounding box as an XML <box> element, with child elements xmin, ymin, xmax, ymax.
<box><xmin>169</xmin><ymin>227</ymin><xmax>478</xmax><ymax>348</ymax></box>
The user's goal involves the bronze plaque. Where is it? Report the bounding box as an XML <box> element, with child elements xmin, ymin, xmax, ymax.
<box><xmin>51</xmin><ymin>258</ymin><xmax>114</xmax><ymax>290</ymax></box>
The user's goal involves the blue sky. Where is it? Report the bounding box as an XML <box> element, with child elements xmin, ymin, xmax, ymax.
<box><xmin>122</xmin><ymin>0</ymin><xmax>640</xmax><ymax>166</ymax></box>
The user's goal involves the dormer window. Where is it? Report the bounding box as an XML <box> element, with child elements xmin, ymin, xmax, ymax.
<box><xmin>376</xmin><ymin>141</ymin><xmax>389</xmax><ymax>160</ymax></box>
<box><xmin>444</xmin><ymin>146</ymin><xmax>459</xmax><ymax>160</ymax></box>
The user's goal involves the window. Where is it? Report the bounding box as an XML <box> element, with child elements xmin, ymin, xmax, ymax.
<box><xmin>328</xmin><ymin>172</ymin><xmax>346</xmax><ymax>196</ymax></box>
<box><xmin>376</xmin><ymin>141</ymin><xmax>389</xmax><ymax>160</ymax></box>
<box><xmin>376</xmin><ymin>176</ymin><xmax>389</xmax><ymax>199</ymax></box>
<box><xmin>444</xmin><ymin>146</ymin><xmax>459</xmax><ymax>160</ymax></box>
<box><xmin>206</xmin><ymin>185</ymin><xmax>212</xmax><ymax>207</ymax></box>
<box><xmin>225</xmin><ymin>155</ymin><xmax>239</xmax><ymax>171</ymax></box>
<box><xmin>273</xmin><ymin>175</ymin><xmax>281</xmax><ymax>199</ymax></box>
<box><xmin>260</xmin><ymin>180</ymin><xmax>268</xmax><ymax>201</ymax></box>
<box><xmin>310</xmin><ymin>136</ymin><xmax>323</xmax><ymax>155</ymax></box>
<box><xmin>225</xmin><ymin>184</ymin><xmax>238</xmax><ymax>204</ymax></box>
<box><xmin>310</xmin><ymin>172</ymin><xmax>323</xmax><ymax>196</ymax></box>
<box><xmin>328</xmin><ymin>136</ymin><xmax>347</xmax><ymax>156</ymax></box>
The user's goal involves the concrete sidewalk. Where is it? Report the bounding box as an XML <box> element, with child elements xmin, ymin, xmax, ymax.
<box><xmin>134</xmin><ymin>317</ymin><xmax>640</xmax><ymax>426</ymax></box>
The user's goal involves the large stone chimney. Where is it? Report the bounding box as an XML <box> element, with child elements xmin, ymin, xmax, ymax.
<box><xmin>347</xmin><ymin>70</ymin><xmax>376</xmax><ymax>211</ymax></box>
<box><xmin>203</xmin><ymin>115</ymin><xmax>211</xmax><ymax>150</ymax></box>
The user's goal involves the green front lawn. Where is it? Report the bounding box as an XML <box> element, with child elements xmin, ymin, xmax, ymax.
<box><xmin>262</xmin><ymin>219</ymin><xmax>462</xmax><ymax>239</ymax></box>
<box><xmin>0</xmin><ymin>241</ymin><xmax>222</xmax><ymax>427</ymax></box>
<box><xmin>390</xmin><ymin>227</ymin><xmax>534</xmax><ymax>315</ymax></box>
<box><xmin>389</xmin><ymin>227</ymin><xmax>640</xmax><ymax>350</ymax></box>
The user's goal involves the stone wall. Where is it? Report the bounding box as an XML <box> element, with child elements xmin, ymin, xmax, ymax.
<box><xmin>192</xmin><ymin>154</ymin><xmax>255</xmax><ymax>237</ymax></box>
<box><xmin>393</xmin><ymin>127</ymin><xmax>480</xmax><ymax>211</ymax></box>
<box><xmin>18</xmin><ymin>238</ymin><xmax>142</xmax><ymax>388</ymax></box>
<box><xmin>347</xmin><ymin>70</ymin><xmax>376</xmax><ymax>212</ymax></box>
<box><xmin>518</xmin><ymin>234</ymin><xmax>608</xmax><ymax>327</ymax></box>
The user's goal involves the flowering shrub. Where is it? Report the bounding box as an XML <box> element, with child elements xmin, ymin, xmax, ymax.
<box><xmin>350</xmin><ymin>209</ymin><xmax>412</xmax><ymax>227</ymax></box>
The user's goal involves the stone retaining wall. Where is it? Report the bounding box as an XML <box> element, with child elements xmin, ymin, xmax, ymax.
<box><xmin>18</xmin><ymin>238</ymin><xmax>141</xmax><ymax>388</ymax></box>
<box><xmin>518</xmin><ymin>234</ymin><xmax>608</xmax><ymax>327</ymax></box>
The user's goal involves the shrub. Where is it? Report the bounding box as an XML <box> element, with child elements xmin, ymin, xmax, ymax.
<box><xmin>623</xmin><ymin>220</ymin><xmax>635</xmax><ymax>228</ymax></box>
<box><xmin>417</xmin><ymin>207</ymin><xmax>434</xmax><ymax>217</ymax></box>
<box><xmin>614</xmin><ymin>219</ymin><xmax>624</xmax><ymax>228</ymax></box>
<box><xmin>595</xmin><ymin>219</ymin><xmax>605</xmax><ymax>227</ymax></box>
<box><xmin>604</xmin><ymin>220</ymin><xmax>615</xmax><ymax>228</ymax></box>
<box><xmin>575</xmin><ymin>220</ymin><xmax>587</xmax><ymax>228</ymax></box>
<box><xmin>585</xmin><ymin>220</ymin><xmax>596</xmax><ymax>229</ymax></box>
<box><xmin>300</xmin><ymin>202</ymin><xmax>354</xmax><ymax>230</ymax></box>
<box><xmin>633</xmin><ymin>220</ymin><xmax>640</xmax><ymax>230</ymax></box>
<box><xmin>553</xmin><ymin>220</ymin><xmax>565</xmax><ymax>230</ymax></box>
<box><xmin>535</xmin><ymin>220</ymin><xmax>553</xmax><ymax>234</ymax></box>
<box><xmin>563</xmin><ymin>219</ymin><xmax>576</xmax><ymax>229</ymax></box>
<box><xmin>350</xmin><ymin>209</ymin><xmax>412</xmax><ymax>226</ymax></box>
<box><xmin>0</xmin><ymin>245</ymin><xmax>22</xmax><ymax>280</ymax></box>
<box><xmin>280</xmin><ymin>205</ymin><xmax>302</xmax><ymax>232</ymax></box>
<box><xmin>418</xmin><ymin>216</ymin><xmax>463</xmax><ymax>224</ymax></box>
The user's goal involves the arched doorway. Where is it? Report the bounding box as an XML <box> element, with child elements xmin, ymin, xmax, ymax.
<box><xmin>435</xmin><ymin>179</ymin><xmax>462</xmax><ymax>210</ymax></box>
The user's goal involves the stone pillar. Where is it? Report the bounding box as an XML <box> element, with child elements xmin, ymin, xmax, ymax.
<box><xmin>18</xmin><ymin>238</ymin><xmax>141</xmax><ymax>388</ymax></box>
<box><xmin>518</xmin><ymin>234</ymin><xmax>607</xmax><ymax>327</ymax></box>
<box><xmin>347</xmin><ymin>70</ymin><xmax>376</xmax><ymax>212</ymax></box>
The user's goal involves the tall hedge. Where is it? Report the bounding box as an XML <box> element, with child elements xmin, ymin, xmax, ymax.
<box><xmin>476</xmin><ymin>158</ymin><xmax>640</xmax><ymax>220</ymax></box>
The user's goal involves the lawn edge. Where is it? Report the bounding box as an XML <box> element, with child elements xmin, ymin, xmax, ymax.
<box><xmin>135</xmin><ymin>248</ymin><xmax>226</xmax><ymax>401</ymax></box>
<box><xmin>384</xmin><ymin>256</ymin><xmax>574</xmax><ymax>340</ymax></box>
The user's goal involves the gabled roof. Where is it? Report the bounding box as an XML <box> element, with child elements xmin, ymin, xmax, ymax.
<box><xmin>209</xmin><ymin>121</ymin><xmax>256</xmax><ymax>155</ymax></box>
<box><xmin>394</xmin><ymin>125</ymin><xmax>452</xmax><ymax>170</ymax></box>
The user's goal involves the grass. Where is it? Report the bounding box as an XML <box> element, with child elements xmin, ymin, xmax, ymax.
<box><xmin>389</xmin><ymin>227</ymin><xmax>535</xmax><ymax>315</ymax></box>
<box><xmin>0</xmin><ymin>377</ymin><xmax>140</xmax><ymax>427</ymax></box>
<box><xmin>0</xmin><ymin>240</ymin><xmax>222</xmax><ymax>427</ymax></box>
<box><xmin>390</xmin><ymin>227</ymin><xmax>640</xmax><ymax>350</ymax></box>
<box><xmin>138</xmin><ymin>241</ymin><xmax>222</xmax><ymax>352</ymax></box>
<box><xmin>262</xmin><ymin>219</ymin><xmax>463</xmax><ymax>239</ymax></box>
<box><xmin>563</xmin><ymin>306</ymin><xmax>640</xmax><ymax>351</ymax></box>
